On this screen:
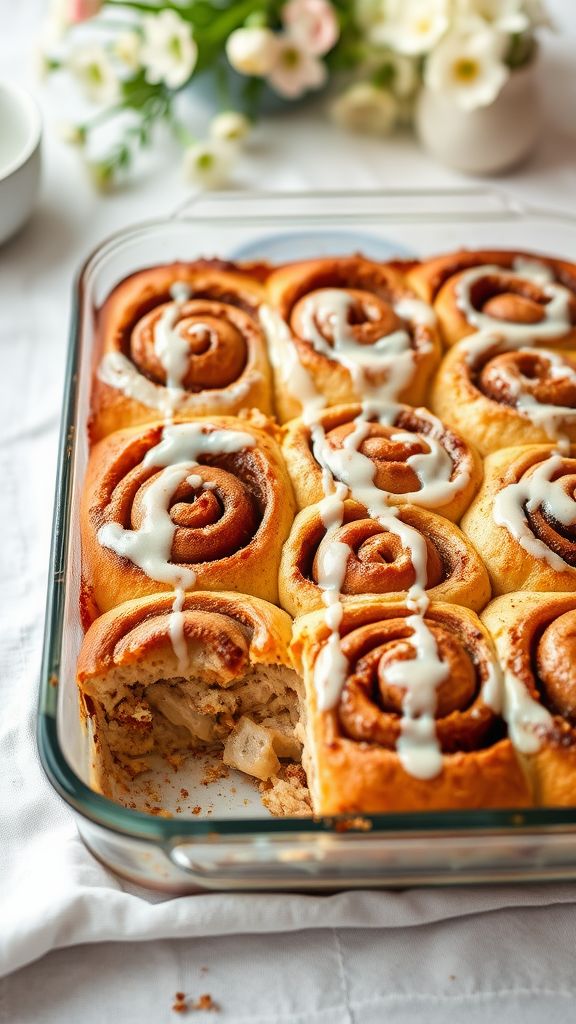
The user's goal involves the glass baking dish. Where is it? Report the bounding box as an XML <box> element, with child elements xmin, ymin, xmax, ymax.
<box><xmin>38</xmin><ymin>188</ymin><xmax>576</xmax><ymax>892</ymax></box>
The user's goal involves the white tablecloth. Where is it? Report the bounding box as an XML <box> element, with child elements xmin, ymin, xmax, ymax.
<box><xmin>1</xmin><ymin>0</ymin><xmax>576</xmax><ymax>1020</ymax></box>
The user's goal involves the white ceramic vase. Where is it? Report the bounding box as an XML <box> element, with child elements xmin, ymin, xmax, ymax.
<box><xmin>415</xmin><ymin>60</ymin><xmax>540</xmax><ymax>175</ymax></box>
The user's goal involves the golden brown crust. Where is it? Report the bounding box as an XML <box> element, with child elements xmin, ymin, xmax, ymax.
<box><xmin>264</xmin><ymin>257</ymin><xmax>441</xmax><ymax>421</ymax></box>
<box><xmin>291</xmin><ymin>600</ymin><xmax>530</xmax><ymax>813</ymax></box>
<box><xmin>407</xmin><ymin>249</ymin><xmax>576</xmax><ymax>349</ymax></box>
<box><xmin>280</xmin><ymin>499</ymin><xmax>490</xmax><ymax>617</ymax></box>
<box><xmin>81</xmin><ymin>414</ymin><xmax>295</xmax><ymax>615</ymax></box>
<box><xmin>482</xmin><ymin>592</ymin><xmax>576</xmax><ymax>806</ymax></box>
<box><xmin>90</xmin><ymin>262</ymin><xmax>272</xmax><ymax>442</ymax></box>
<box><xmin>431</xmin><ymin>339</ymin><xmax>576</xmax><ymax>455</ymax></box>
<box><xmin>407</xmin><ymin>248</ymin><xmax>576</xmax><ymax>302</ymax></box>
<box><xmin>281</xmin><ymin>402</ymin><xmax>482</xmax><ymax>522</ymax></box>
<box><xmin>78</xmin><ymin>591</ymin><xmax>294</xmax><ymax>685</ymax></box>
<box><xmin>461</xmin><ymin>445</ymin><xmax>576</xmax><ymax>595</ymax></box>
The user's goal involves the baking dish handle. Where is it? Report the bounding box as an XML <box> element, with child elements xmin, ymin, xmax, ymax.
<box><xmin>169</xmin><ymin>188</ymin><xmax>538</xmax><ymax>224</ymax></box>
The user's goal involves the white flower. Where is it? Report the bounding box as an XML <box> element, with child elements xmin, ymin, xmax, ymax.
<box><xmin>114</xmin><ymin>30</ymin><xmax>142</xmax><ymax>71</ymax></box>
<box><xmin>523</xmin><ymin>0</ymin><xmax>553</xmax><ymax>29</ymax></box>
<box><xmin>87</xmin><ymin>161</ymin><xmax>114</xmax><ymax>192</ymax></box>
<box><xmin>267</xmin><ymin>36</ymin><xmax>327</xmax><ymax>99</ymax></box>
<box><xmin>57</xmin><ymin>121</ymin><xmax>86</xmax><ymax>145</ymax></box>
<box><xmin>226</xmin><ymin>27</ymin><xmax>279</xmax><ymax>77</ymax></box>
<box><xmin>183</xmin><ymin>140</ymin><xmax>235</xmax><ymax>189</ymax></box>
<box><xmin>331</xmin><ymin>82</ymin><xmax>398</xmax><ymax>135</ymax></box>
<box><xmin>425</xmin><ymin>28</ymin><xmax>509</xmax><ymax>110</ymax></box>
<box><xmin>68</xmin><ymin>44</ymin><xmax>120</xmax><ymax>105</ymax></box>
<box><xmin>454</xmin><ymin>0</ymin><xmax>529</xmax><ymax>33</ymax></box>
<box><xmin>210</xmin><ymin>111</ymin><xmax>251</xmax><ymax>144</ymax></box>
<box><xmin>371</xmin><ymin>0</ymin><xmax>450</xmax><ymax>55</ymax></box>
<box><xmin>141</xmin><ymin>10</ymin><xmax>197</xmax><ymax>89</ymax></box>
<box><xmin>281</xmin><ymin>0</ymin><xmax>340</xmax><ymax>57</ymax></box>
<box><xmin>34</xmin><ymin>44</ymin><xmax>54</xmax><ymax>80</ymax></box>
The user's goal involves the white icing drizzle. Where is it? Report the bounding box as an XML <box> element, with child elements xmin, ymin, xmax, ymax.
<box><xmin>463</xmin><ymin>334</ymin><xmax>576</xmax><ymax>449</ymax></box>
<box><xmin>502</xmin><ymin>670</ymin><xmax>553</xmax><ymax>754</ymax></box>
<box><xmin>289</xmin><ymin>288</ymin><xmax>433</xmax><ymax>401</ymax></box>
<box><xmin>310</xmin><ymin>400</ymin><xmax>470</xmax><ymax>513</ymax></box>
<box><xmin>384</xmin><ymin>613</ymin><xmax>448</xmax><ymax>779</ymax></box>
<box><xmin>493</xmin><ymin>454</ymin><xmax>576</xmax><ymax>573</ymax></box>
<box><xmin>482</xmin><ymin>659</ymin><xmax>503</xmax><ymax>714</ymax></box>
<box><xmin>169</xmin><ymin>586</ymin><xmax>189</xmax><ymax>672</ymax></box>
<box><xmin>261</xmin><ymin>295</ymin><xmax>465</xmax><ymax>778</ymax></box>
<box><xmin>98</xmin><ymin>422</ymin><xmax>255</xmax><ymax>665</ymax></box>
<box><xmin>98</xmin><ymin>278</ymin><xmax>260</xmax><ymax>420</ymax></box>
<box><xmin>455</xmin><ymin>264</ymin><xmax>572</xmax><ymax>341</ymax></box>
<box><xmin>98</xmin><ymin>351</ymin><xmax>256</xmax><ymax>414</ymax></box>
<box><xmin>154</xmin><ymin>282</ymin><xmax>193</xmax><ymax>400</ymax></box>
<box><xmin>98</xmin><ymin>463</ymin><xmax>198</xmax><ymax>588</ymax></box>
<box><xmin>512</xmin><ymin>257</ymin><xmax>555</xmax><ymax>284</ymax></box>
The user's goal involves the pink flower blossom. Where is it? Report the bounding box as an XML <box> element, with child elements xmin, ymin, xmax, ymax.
<box><xmin>281</xmin><ymin>0</ymin><xmax>339</xmax><ymax>56</ymax></box>
<box><xmin>68</xmin><ymin>0</ymin><xmax>102</xmax><ymax>22</ymax></box>
<box><xmin>267</xmin><ymin>36</ymin><xmax>327</xmax><ymax>98</ymax></box>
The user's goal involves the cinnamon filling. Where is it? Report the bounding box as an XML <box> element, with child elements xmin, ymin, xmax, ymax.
<box><xmin>536</xmin><ymin>611</ymin><xmax>576</xmax><ymax>722</ymax></box>
<box><xmin>336</xmin><ymin>615</ymin><xmax>497</xmax><ymax>753</ymax></box>
<box><xmin>129</xmin><ymin>300</ymin><xmax>252</xmax><ymax>390</ymax></box>
<box><xmin>477</xmin><ymin>351</ymin><xmax>576</xmax><ymax>410</ymax></box>
<box><xmin>524</xmin><ymin>467</ymin><xmax>576</xmax><ymax>567</ymax></box>
<box><xmin>291</xmin><ymin>287</ymin><xmax>402</xmax><ymax>349</ymax></box>
<box><xmin>311</xmin><ymin>517</ymin><xmax>445</xmax><ymax>596</ymax></box>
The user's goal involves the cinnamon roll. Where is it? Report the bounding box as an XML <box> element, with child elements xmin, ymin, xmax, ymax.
<box><xmin>282</xmin><ymin>401</ymin><xmax>481</xmax><ymax>522</ymax></box>
<box><xmin>81</xmin><ymin>414</ymin><xmax>295</xmax><ymax>616</ymax></box>
<box><xmin>461</xmin><ymin>445</ymin><xmax>576</xmax><ymax>594</ymax></box>
<box><xmin>431</xmin><ymin>337</ymin><xmax>576</xmax><ymax>455</ymax></box>
<box><xmin>482</xmin><ymin>592</ymin><xmax>576</xmax><ymax>806</ymax></box>
<box><xmin>90</xmin><ymin>262</ymin><xmax>272</xmax><ymax>442</ymax></box>
<box><xmin>262</xmin><ymin>257</ymin><xmax>441</xmax><ymax>422</ymax></box>
<box><xmin>291</xmin><ymin>600</ymin><xmax>530</xmax><ymax>813</ymax></box>
<box><xmin>77</xmin><ymin>591</ymin><xmax>304</xmax><ymax>800</ymax></box>
<box><xmin>407</xmin><ymin>249</ymin><xmax>576</xmax><ymax>349</ymax></box>
<box><xmin>280</xmin><ymin>499</ymin><xmax>490</xmax><ymax>617</ymax></box>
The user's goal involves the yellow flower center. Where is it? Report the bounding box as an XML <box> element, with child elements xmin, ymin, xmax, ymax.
<box><xmin>88</xmin><ymin>63</ymin><xmax>104</xmax><ymax>85</ymax></box>
<box><xmin>169</xmin><ymin>35</ymin><xmax>183</xmax><ymax>61</ymax></box>
<box><xmin>415</xmin><ymin>17</ymin><xmax>432</xmax><ymax>35</ymax></box>
<box><xmin>282</xmin><ymin>47</ymin><xmax>301</xmax><ymax>69</ymax></box>
<box><xmin>197</xmin><ymin>152</ymin><xmax>214</xmax><ymax>171</ymax></box>
<box><xmin>453</xmin><ymin>58</ymin><xmax>480</xmax><ymax>83</ymax></box>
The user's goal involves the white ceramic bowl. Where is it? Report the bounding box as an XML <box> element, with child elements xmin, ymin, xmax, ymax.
<box><xmin>0</xmin><ymin>80</ymin><xmax>42</xmax><ymax>245</ymax></box>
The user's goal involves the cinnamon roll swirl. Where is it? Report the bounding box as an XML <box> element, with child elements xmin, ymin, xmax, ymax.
<box><xmin>81</xmin><ymin>414</ymin><xmax>295</xmax><ymax>616</ymax></box>
<box><xmin>407</xmin><ymin>249</ymin><xmax>576</xmax><ymax>349</ymax></box>
<box><xmin>282</xmin><ymin>402</ymin><xmax>481</xmax><ymax>522</ymax></box>
<box><xmin>90</xmin><ymin>262</ymin><xmax>272</xmax><ymax>441</ymax></box>
<box><xmin>77</xmin><ymin>591</ymin><xmax>304</xmax><ymax>800</ymax></box>
<box><xmin>291</xmin><ymin>600</ymin><xmax>530</xmax><ymax>813</ymax></box>
<box><xmin>280</xmin><ymin>499</ymin><xmax>490</xmax><ymax>617</ymax></box>
<box><xmin>482</xmin><ymin>592</ymin><xmax>576</xmax><ymax>806</ymax></box>
<box><xmin>262</xmin><ymin>257</ymin><xmax>441</xmax><ymax>422</ymax></box>
<box><xmin>461</xmin><ymin>445</ymin><xmax>576</xmax><ymax>594</ymax></box>
<box><xmin>431</xmin><ymin>337</ymin><xmax>576</xmax><ymax>455</ymax></box>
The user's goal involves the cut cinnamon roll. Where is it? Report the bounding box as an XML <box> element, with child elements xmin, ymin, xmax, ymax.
<box><xmin>407</xmin><ymin>249</ymin><xmax>576</xmax><ymax>349</ymax></box>
<box><xmin>461</xmin><ymin>444</ymin><xmax>576</xmax><ymax>594</ymax></box>
<box><xmin>282</xmin><ymin>401</ymin><xmax>481</xmax><ymax>522</ymax></box>
<box><xmin>482</xmin><ymin>592</ymin><xmax>576</xmax><ymax>806</ymax></box>
<box><xmin>77</xmin><ymin>592</ymin><xmax>306</xmax><ymax>806</ymax></box>
<box><xmin>280</xmin><ymin>499</ymin><xmax>490</xmax><ymax>617</ymax></box>
<box><xmin>291</xmin><ymin>600</ymin><xmax>530</xmax><ymax>813</ymax></box>
<box><xmin>431</xmin><ymin>337</ymin><xmax>576</xmax><ymax>455</ymax></box>
<box><xmin>90</xmin><ymin>262</ymin><xmax>272</xmax><ymax>442</ymax></box>
<box><xmin>262</xmin><ymin>257</ymin><xmax>441</xmax><ymax>422</ymax></box>
<box><xmin>81</xmin><ymin>413</ymin><xmax>295</xmax><ymax>617</ymax></box>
